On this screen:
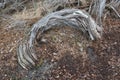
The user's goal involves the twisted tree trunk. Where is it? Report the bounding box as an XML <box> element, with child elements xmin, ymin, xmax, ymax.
<box><xmin>17</xmin><ymin>9</ymin><xmax>102</xmax><ymax>70</ymax></box>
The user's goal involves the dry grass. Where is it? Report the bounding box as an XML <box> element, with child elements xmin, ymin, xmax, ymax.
<box><xmin>13</xmin><ymin>2</ymin><xmax>42</xmax><ymax>20</ymax></box>
<box><xmin>0</xmin><ymin>0</ymin><xmax>120</xmax><ymax>79</ymax></box>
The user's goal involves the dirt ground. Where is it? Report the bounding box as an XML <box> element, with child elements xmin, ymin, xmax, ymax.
<box><xmin>0</xmin><ymin>8</ymin><xmax>120</xmax><ymax>80</ymax></box>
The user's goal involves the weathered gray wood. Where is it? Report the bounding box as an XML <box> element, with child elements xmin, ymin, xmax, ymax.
<box><xmin>89</xmin><ymin>0</ymin><xmax>120</xmax><ymax>26</ymax></box>
<box><xmin>29</xmin><ymin>9</ymin><xmax>102</xmax><ymax>47</ymax></box>
<box><xmin>106</xmin><ymin>0</ymin><xmax>120</xmax><ymax>18</ymax></box>
<box><xmin>17</xmin><ymin>9</ymin><xmax>102</xmax><ymax>70</ymax></box>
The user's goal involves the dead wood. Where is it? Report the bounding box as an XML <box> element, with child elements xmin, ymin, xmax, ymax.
<box><xmin>17</xmin><ymin>9</ymin><xmax>102</xmax><ymax>69</ymax></box>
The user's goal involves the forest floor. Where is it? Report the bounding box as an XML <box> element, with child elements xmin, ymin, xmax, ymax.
<box><xmin>0</xmin><ymin>5</ymin><xmax>120</xmax><ymax>80</ymax></box>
